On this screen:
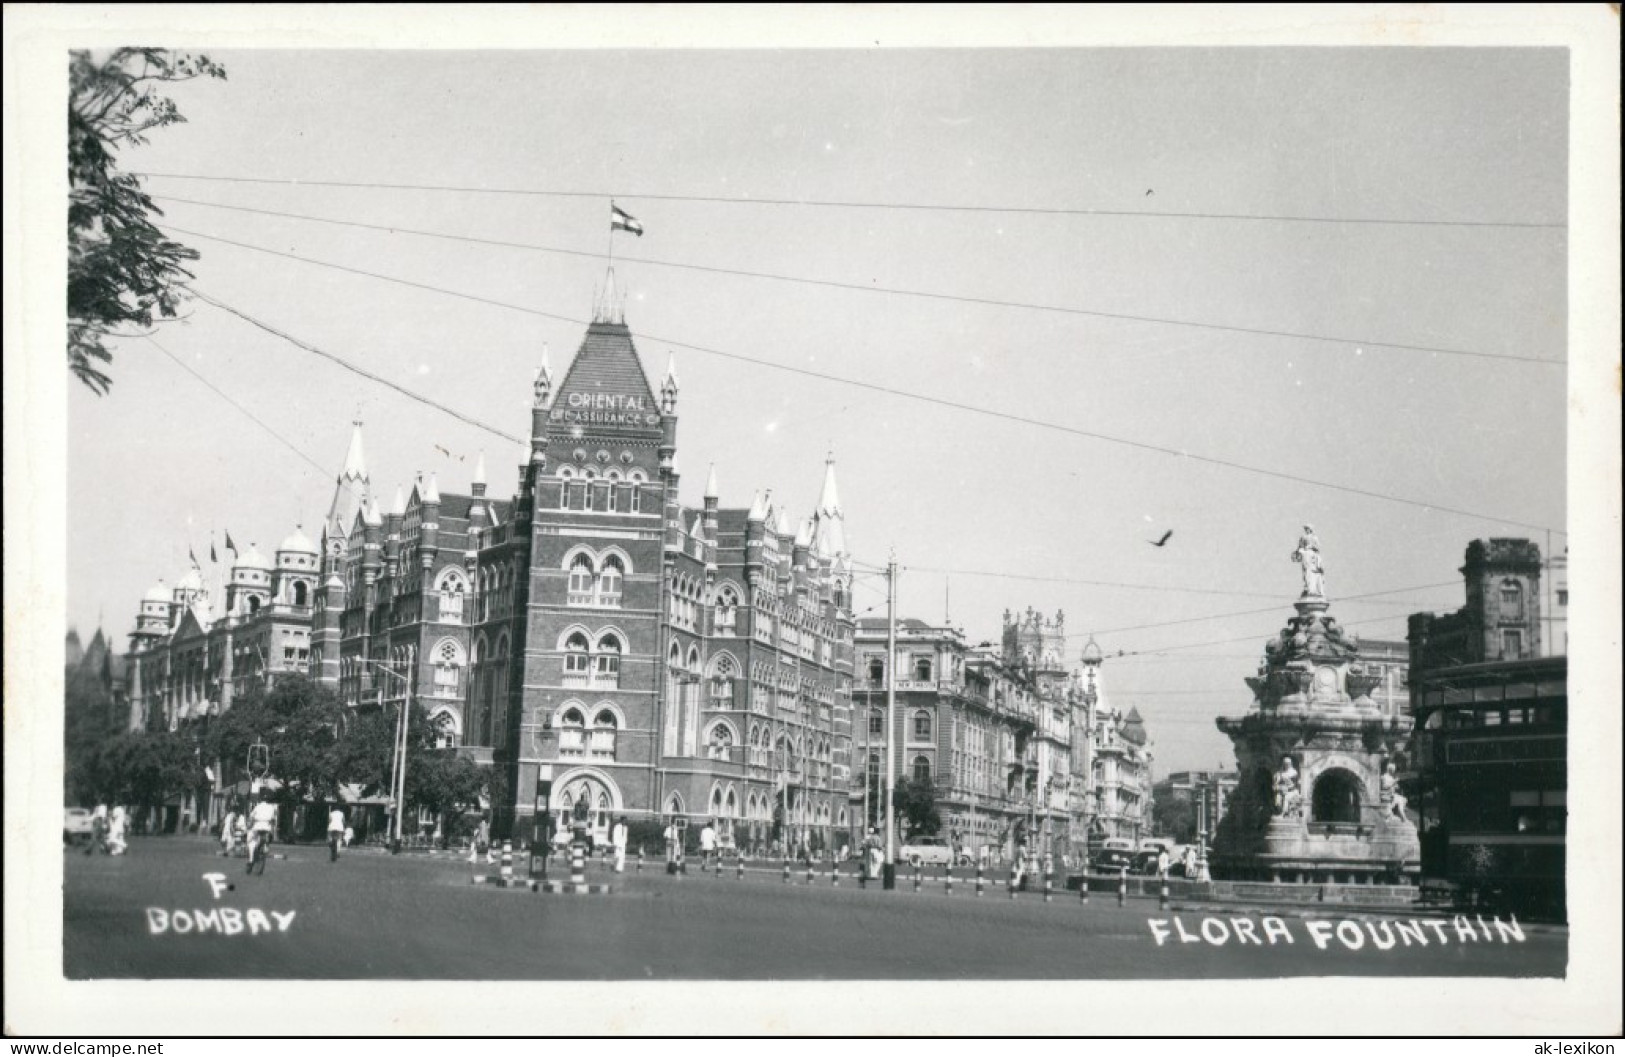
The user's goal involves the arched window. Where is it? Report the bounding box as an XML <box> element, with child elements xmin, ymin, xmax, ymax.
<box><xmin>433</xmin><ymin>712</ymin><xmax>457</xmax><ymax>749</ymax></box>
<box><xmin>913</xmin><ymin>656</ymin><xmax>933</xmax><ymax>682</ymax></box>
<box><xmin>598</xmin><ymin>556</ymin><xmax>624</xmax><ymax>607</ymax></box>
<box><xmin>563</xmin><ymin>633</ymin><xmax>591</xmax><ymax>685</ymax></box>
<box><xmin>568</xmin><ymin>555</ymin><xmax>595</xmax><ymax>605</ymax></box>
<box><xmin>715</xmin><ymin>584</ymin><xmax>740</xmax><ymax>633</ymax></box>
<box><xmin>867</xmin><ymin>656</ymin><xmax>885</xmax><ymax>686</ymax></box>
<box><xmin>293</xmin><ymin>581</ymin><xmax>308</xmax><ymax>606</ymax></box>
<box><xmin>434</xmin><ymin>639</ymin><xmax>464</xmax><ymax>694</ymax></box>
<box><xmin>912</xmin><ymin>755</ymin><xmax>932</xmax><ymax>784</ymax></box>
<box><xmin>559</xmin><ymin>706</ymin><xmax>585</xmax><ymax>756</ymax></box>
<box><xmin>594</xmin><ymin>634</ymin><xmax>622</xmax><ymax>686</ymax></box>
<box><xmin>869</xmin><ymin>708</ymin><xmax>884</xmax><ymax>736</ymax></box>
<box><xmin>437</xmin><ymin>569</ymin><xmax>466</xmax><ymax>623</ymax></box>
<box><xmin>247</xmin><ymin>596</ymin><xmax>261</xmax><ymax>614</ymax></box>
<box><xmin>591</xmin><ymin>709</ymin><xmax>618</xmax><ymax>758</ymax></box>
<box><xmin>706</xmin><ymin>722</ymin><xmax>735</xmax><ymax>760</ymax></box>
<box><xmin>913</xmin><ymin>709</ymin><xmax>933</xmax><ymax>741</ymax></box>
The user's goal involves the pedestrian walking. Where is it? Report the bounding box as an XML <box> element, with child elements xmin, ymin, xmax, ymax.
<box><xmin>663</xmin><ymin>818</ymin><xmax>682</xmax><ymax>874</ymax></box>
<box><xmin>1156</xmin><ymin>847</ymin><xmax>1171</xmax><ymax>881</ymax></box>
<box><xmin>611</xmin><ymin>816</ymin><xmax>628</xmax><ymax>873</ymax></box>
<box><xmin>220</xmin><ymin>807</ymin><xmax>240</xmax><ymax>857</ymax></box>
<box><xmin>343</xmin><ymin>825</ymin><xmax>355</xmax><ymax>849</ymax></box>
<box><xmin>327</xmin><ymin>806</ymin><xmax>346</xmax><ymax>862</ymax></box>
<box><xmin>84</xmin><ymin>803</ymin><xmax>109</xmax><ymax>856</ymax></box>
<box><xmin>699</xmin><ymin>820</ymin><xmax>718</xmax><ymax>871</ymax></box>
<box><xmin>469</xmin><ymin>815</ymin><xmax>491</xmax><ymax>864</ymax></box>
<box><xmin>107</xmin><ymin>806</ymin><xmax>129</xmax><ymax>855</ymax></box>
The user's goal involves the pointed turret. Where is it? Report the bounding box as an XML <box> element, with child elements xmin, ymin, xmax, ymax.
<box><xmin>812</xmin><ymin>455</ymin><xmax>847</xmax><ymax>558</ymax></box>
<box><xmin>660</xmin><ymin>351</ymin><xmax>680</xmax><ymax>414</ymax></box>
<box><xmin>424</xmin><ymin>471</ymin><xmax>441</xmax><ymax>505</ymax></box>
<box><xmin>327</xmin><ymin>421</ymin><xmax>370</xmax><ymax>540</ymax></box>
<box><xmin>472</xmin><ymin>450</ymin><xmax>487</xmax><ymax>496</ymax></box>
<box><xmin>593</xmin><ymin>267</ymin><xmax>625</xmax><ymax>325</ymax></box>
<box><xmin>747</xmin><ymin>490</ymin><xmax>769</xmax><ymax>523</ymax></box>
<box><xmin>704</xmin><ymin>463</ymin><xmax>718</xmax><ymax>502</ymax></box>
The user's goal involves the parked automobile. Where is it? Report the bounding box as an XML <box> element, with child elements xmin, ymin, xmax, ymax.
<box><xmin>899</xmin><ymin>836</ymin><xmax>955</xmax><ymax>868</ymax></box>
<box><xmin>1089</xmin><ymin>837</ymin><xmax>1136</xmax><ymax>872</ymax></box>
<box><xmin>64</xmin><ymin>807</ymin><xmax>93</xmax><ymax>845</ymax></box>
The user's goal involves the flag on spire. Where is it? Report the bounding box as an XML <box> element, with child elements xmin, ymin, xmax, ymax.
<box><xmin>611</xmin><ymin>203</ymin><xmax>643</xmax><ymax>237</ymax></box>
<box><xmin>210</xmin><ymin>538</ymin><xmax>218</xmax><ymax>563</ymax></box>
<box><xmin>225</xmin><ymin>531</ymin><xmax>238</xmax><ymax>557</ymax></box>
<box><xmin>188</xmin><ymin>545</ymin><xmax>200</xmax><ymax>568</ymax></box>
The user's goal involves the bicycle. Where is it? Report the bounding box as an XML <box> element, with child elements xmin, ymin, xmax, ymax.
<box><xmin>246</xmin><ymin>829</ymin><xmax>271</xmax><ymax>875</ymax></box>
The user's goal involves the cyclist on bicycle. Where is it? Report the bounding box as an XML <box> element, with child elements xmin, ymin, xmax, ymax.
<box><xmin>246</xmin><ymin>792</ymin><xmax>278</xmax><ymax>874</ymax></box>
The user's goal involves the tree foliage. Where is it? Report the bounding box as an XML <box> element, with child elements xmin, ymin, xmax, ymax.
<box><xmin>893</xmin><ymin>776</ymin><xmax>941</xmax><ymax>837</ymax></box>
<box><xmin>202</xmin><ymin>674</ymin><xmax>345</xmax><ymax>806</ymax></box>
<box><xmin>68</xmin><ymin>48</ymin><xmax>225</xmax><ymax>394</ymax></box>
<box><xmin>1153</xmin><ymin>794</ymin><xmax>1199</xmax><ymax>844</ymax></box>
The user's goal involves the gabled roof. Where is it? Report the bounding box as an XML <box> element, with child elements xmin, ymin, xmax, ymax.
<box><xmin>554</xmin><ymin>321</ymin><xmax>659</xmax><ymax>423</ymax></box>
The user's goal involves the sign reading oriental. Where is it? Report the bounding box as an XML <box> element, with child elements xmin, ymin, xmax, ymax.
<box><xmin>550</xmin><ymin>392</ymin><xmax>661</xmax><ymax>429</ymax></box>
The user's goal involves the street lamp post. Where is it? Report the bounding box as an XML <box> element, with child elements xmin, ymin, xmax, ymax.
<box><xmin>883</xmin><ymin>552</ymin><xmax>898</xmax><ymax>890</ymax></box>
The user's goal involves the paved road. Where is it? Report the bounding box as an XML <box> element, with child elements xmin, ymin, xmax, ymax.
<box><xmin>64</xmin><ymin>838</ymin><xmax>1566</xmax><ymax>980</ymax></box>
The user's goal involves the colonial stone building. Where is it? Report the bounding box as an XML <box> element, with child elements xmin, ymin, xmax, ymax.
<box><xmin>1081</xmin><ymin>636</ymin><xmax>1152</xmax><ymax>844</ymax></box>
<box><xmin>1408</xmin><ymin>538</ymin><xmax>1567</xmax><ymax>918</ymax></box>
<box><xmin>850</xmin><ymin>609</ymin><xmax>1092</xmax><ymax>860</ymax></box>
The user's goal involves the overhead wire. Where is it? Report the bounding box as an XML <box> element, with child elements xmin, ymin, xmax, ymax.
<box><xmin>151</xmin><ymin>194</ymin><xmax>1559</xmax><ymax>367</ymax></box>
<box><xmin>166</xmin><ymin>228</ymin><xmax>1564</xmax><ymax>537</ymax></box>
<box><xmin>133</xmin><ymin>171</ymin><xmax>1565</xmax><ymax>230</ymax></box>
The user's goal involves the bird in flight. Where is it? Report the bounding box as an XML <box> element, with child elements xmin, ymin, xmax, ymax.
<box><xmin>1149</xmin><ymin>530</ymin><xmax>1174</xmax><ymax>547</ymax></box>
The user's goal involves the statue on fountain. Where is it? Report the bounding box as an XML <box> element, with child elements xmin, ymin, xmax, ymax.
<box><xmin>1291</xmin><ymin>524</ymin><xmax>1326</xmax><ymax>598</ymax></box>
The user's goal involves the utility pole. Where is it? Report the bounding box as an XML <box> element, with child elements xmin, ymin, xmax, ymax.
<box><xmin>394</xmin><ymin>653</ymin><xmax>414</xmax><ymax>849</ymax></box>
<box><xmin>883</xmin><ymin>551</ymin><xmax>898</xmax><ymax>889</ymax></box>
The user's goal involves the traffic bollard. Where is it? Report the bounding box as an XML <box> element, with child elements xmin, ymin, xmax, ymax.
<box><xmin>738</xmin><ymin>856</ymin><xmax>745</xmax><ymax>880</ymax></box>
<box><xmin>1080</xmin><ymin>877</ymin><xmax>1091</xmax><ymax>905</ymax></box>
<box><xmin>1160</xmin><ymin>880</ymin><xmax>1170</xmax><ymax>910</ymax></box>
<box><xmin>945</xmin><ymin>865</ymin><xmax>954</xmax><ymax>896</ymax></box>
<box><xmin>636</xmin><ymin>849</ymin><xmax>643</xmax><ymax>873</ymax></box>
<box><xmin>782</xmin><ymin>859</ymin><xmax>791</xmax><ymax>884</ymax></box>
<box><xmin>1044</xmin><ymin>870</ymin><xmax>1054</xmax><ymax>903</ymax></box>
<box><xmin>570</xmin><ymin>843</ymin><xmax>587</xmax><ymax>887</ymax></box>
<box><xmin>500</xmin><ymin>841</ymin><xmax>514</xmax><ymax>884</ymax></box>
<box><xmin>1010</xmin><ymin>865</ymin><xmax>1019</xmax><ymax>900</ymax></box>
<box><xmin>831</xmin><ymin>862</ymin><xmax>839</xmax><ymax>887</ymax></box>
<box><xmin>913</xmin><ymin>865</ymin><xmax>921</xmax><ymax>893</ymax></box>
<box><xmin>806</xmin><ymin>861</ymin><xmax>815</xmax><ymax>885</ymax></box>
<box><xmin>1118</xmin><ymin>868</ymin><xmax>1127</xmax><ymax>907</ymax></box>
<box><xmin>975</xmin><ymin>865</ymin><xmax>984</xmax><ymax>897</ymax></box>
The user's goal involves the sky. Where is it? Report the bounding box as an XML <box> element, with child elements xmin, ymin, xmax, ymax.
<box><xmin>63</xmin><ymin>45</ymin><xmax>1570</xmax><ymax>775</ymax></box>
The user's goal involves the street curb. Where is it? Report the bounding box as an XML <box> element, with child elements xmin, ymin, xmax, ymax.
<box><xmin>471</xmin><ymin>876</ymin><xmax>539</xmax><ymax>891</ymax></box>
<box><xmin>538</xmin><ymin>881</ymin><xmax>613</xmax><ymax>894</ymax></box>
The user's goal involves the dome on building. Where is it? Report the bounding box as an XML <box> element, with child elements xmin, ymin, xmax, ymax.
<box><xmin>144</xmin><ymin>581</ymin><xmax>171</xmax><ymax>603</ymax></box>
<box><xmin>235</xmin><ymin>542</ymin><xmax>271</xmax><ymax>570</ymax></box>
<box><xmin>1081</xmin><ymin>636</ymin><xmax>1103</xmax><ymax>666</ymax></box>
<box><xmin>279</xmin><ymin>526</ymin><xmax>316</xmax><ymax>554</ymax></box>
<box><xmin>176</xmin><ymin>567</ymin><xmax>203</xmax><ymax>592</ymax></box>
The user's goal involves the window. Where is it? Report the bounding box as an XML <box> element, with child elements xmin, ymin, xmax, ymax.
<box><xmin>867</xmin><ymin>657</ymin><xmax>885</xmax><ymax>686</ymax></box>
<box><xmin>434</xmin><ymin>713</ymin><xmax>457</xmax><ymax>749</ymax></box>
<box><xmin>438</xmin><ymin>571</ymin><xmax>466</xmax><ymax>623</ymax></box>
<box><xmin>598</xmin><ymin>556</ymin><xmax>624</xmax><ymax>607</ymax></box>
<box><xmin>1501</xmin><ymin>629</ymin><xmax>1523</xmax><ymax>659</ymax></box>
<box><xmin>715</xmin><ymin>585</ymin><xmax>739</xmax><ymax>633</ymax></box>
<box><xmin>559</xmin><ymin>707</ymin><xmax>585</xmax><ymax>755</ymax></box>
<box><xmin>912</xmin><ymin>755</ymin><xmax>932</xmax><ymax>784</ymax></box>
<box><xmin>707</xmin><ymin>723</ymin><xmax>735</xmax><ymax>760</ymax></box>
<box><xmin>591</xmin><ymin>710</ymin><xmax>617</xmax><ymax>758</ymax></box>
<box><xmin>913</xmin><ymin>656</ymin><xmax>933</xmax><ymax>682</ymax></box>
<box><xmin>435</xmin><ymin>639</ymin><xmax>463</xmax><ymax>692</ymax></box>
<box><xmin>594</xmin><ymin>635</ymin><xmax>622</xmax><ymax>687</ymax></box>
<box><xmin>568</xmin><ymin>555</ymin><xmax>595</xmax><ymax>605</ymax></box>
<box><xmin>913</xmin><ymin>710</ymin><xmax>932</xmax><ymax>741</ymax></box>
<box><xmin>869</xmin><ymin>709</ymin><xmax>884</xmax><ymax>736</ymax></box>
<box><xmin>293</xmin><ymin>582</ymin><xmax>308</xmax><ymax>606</ymax></box>
<box><xmin>563</xmin><ymin>633</ymin><xmax>591</xmax><ymax>685</ymax></box>
<box><xmin>1556</xmin><ymin>589</ymin><xmax>1568</xmax><ymax>607</ymax></box>
<box><xmin>1498</xmin><ymin>580</ymin><xmax>1523</xmax><ymax>620</ymax></box>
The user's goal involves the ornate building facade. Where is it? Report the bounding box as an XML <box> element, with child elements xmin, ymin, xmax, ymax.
<box><xmin>1081</xmin><ymin>636</ymin><xmax>1153</xmax><ymax>844</ymax></box>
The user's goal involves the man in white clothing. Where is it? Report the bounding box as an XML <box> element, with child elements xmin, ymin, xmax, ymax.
<box><xmin>611</xmin><ymin>817</ymin><xmax>629</xmax><ymax>873</ymax></box>
<box><xmin>327</xmin><ymin>806</ymin><xmax>346</xmax><ymax>862</ymax></box>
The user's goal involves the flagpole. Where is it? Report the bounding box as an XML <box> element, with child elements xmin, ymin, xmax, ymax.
<box><xmin>607</xmin><ymin>200</ymin><xmax>615</xmax><ymax>268</ymax></box>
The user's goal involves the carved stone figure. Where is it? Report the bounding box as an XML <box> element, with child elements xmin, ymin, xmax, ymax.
<box><xmin>1272</xmin><ymin>756</ymin><xmax>1303</xmax><ymax>818</ymax></box>
<box><xmin>1292</xmin><ymin>524</ymin><xmax>1327</xmax><ymax>598</ymax></box>
<box><xmin>1380</xmin><ymin>762</ymin><xmax>1408</xmax><ymax>822</ymax></box>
